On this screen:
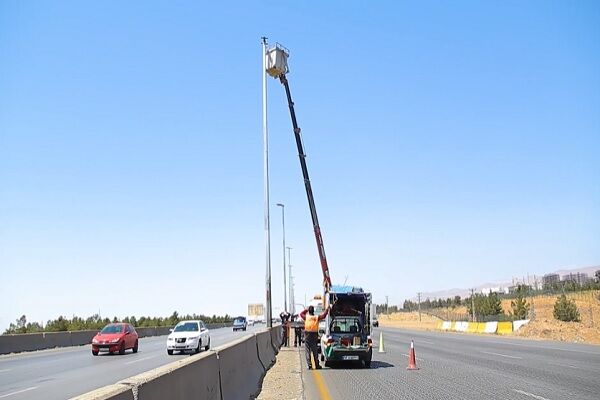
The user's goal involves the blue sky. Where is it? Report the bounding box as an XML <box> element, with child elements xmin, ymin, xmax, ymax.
<box><xmin>1</xmin><ymin>1</ymin><xmax>598</xmax><ymax>330</ymax></box>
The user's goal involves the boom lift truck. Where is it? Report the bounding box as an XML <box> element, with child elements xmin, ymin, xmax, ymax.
<box><xmin>266</xmin><ymin>45</ymin><xmax>374</xmax><ymax>367</ymax></box>
<box><xmin>265</xmin><ymin>44</ymin><xmax>332</xmax><ymax>296</ymax></box>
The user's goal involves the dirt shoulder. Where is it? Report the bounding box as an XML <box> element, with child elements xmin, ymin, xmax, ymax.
<box><xmin>381</xmin><ymin>290</ymin><xmax>600</xmax><ymax>346</ymax></box>
<box><xmin>256</xmin><ymin>335</ymin><xmax>304</xmax><ymax>400</ymax></box>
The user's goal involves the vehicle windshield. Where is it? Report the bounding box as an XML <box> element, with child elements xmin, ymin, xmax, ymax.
<box><xmin>100</xmin><ymin>325</ymin><xmax>124</xmax><ymax>334</ymax></box>
<box><xmin>331</xmin><ymin>317</ymin><xmax>361</xmax><ymax>334</ymax></box>
<box><xmin>174</xmin><ymin>322</ymin><xmax>199</xmax><ymax>332</ymax></box>
<box><xmin>234</xmin><ymin>318</ymin><xmax>245</xmax><ymax>324</ymax></box>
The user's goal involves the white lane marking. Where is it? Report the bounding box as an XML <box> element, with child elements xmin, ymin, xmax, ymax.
<box><xmin>419</xmin><ymin>340</ymin><xmax>434</xmax><ymax>345</ymax></box>
<box><xmin>512</xmin><ymin>389</ymin><xmax>550</xmax><ymax>400</ymax></box>
<box><xmin>124</xmin><ymin>355</ymin><xmax>156</xmax><ymax>365</ymax></box>
<box><xmin>548</xmin><ymin>362</ymin><xmax>580</xmax><ymax>370</ymax></box>
<box><xmin>0</xmin><ymin>369</ymin><xmax>10</xmax><ymax>373</ymax></box>
<box><xmin>0</xmin><ymin>387</ymin><xmax>38</xmax><ymax>398</ymax></box>
<box><xmin>481</xmin><ymin>351</ymin><xmax>522</xmax><ymax>359</ymax></box>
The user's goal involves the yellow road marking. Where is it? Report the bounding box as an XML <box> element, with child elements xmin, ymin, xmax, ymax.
<box><xmin>312</xmin><ymin>369</ymin><xmax>332</xmax><ymax>400</ymax></box>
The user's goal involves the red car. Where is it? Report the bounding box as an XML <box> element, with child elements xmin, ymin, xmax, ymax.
<box><xmin>91</xmin><ymin>323</ymin><xmax>138</xmax><ymax>356</ymax></box>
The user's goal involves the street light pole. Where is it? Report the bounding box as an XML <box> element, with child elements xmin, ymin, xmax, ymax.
<box><xmin>286</xmin><ymin>246</ymin><xmax>293</xmax><ymax>314</ymax></box>
<box><xmin>276</xmin><ymin>203</ymin><xmax>287</xmax><ymax>312</ymax></box>
<box><xmin>262</xmin><ymin>36</ymin><xmax>272</xmax><ymax>328</ymax></box>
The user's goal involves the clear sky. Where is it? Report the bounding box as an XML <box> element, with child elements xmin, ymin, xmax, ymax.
<box><xmin>1</xmin><ymin>1</ymin><xmax>599</xmax><ymax>331</ymax></box>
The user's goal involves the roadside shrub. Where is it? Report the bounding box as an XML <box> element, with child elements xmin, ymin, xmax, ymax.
<box><xmin>553</xmin><ymin>295</ymin><xmax>580</xmax><ymax>322</ymax></box>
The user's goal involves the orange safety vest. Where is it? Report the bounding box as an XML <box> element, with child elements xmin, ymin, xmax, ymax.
<box><xmin>304</xmin><ymin>314</ymin><xmax>319</xmax><ymax>332</ymax></box>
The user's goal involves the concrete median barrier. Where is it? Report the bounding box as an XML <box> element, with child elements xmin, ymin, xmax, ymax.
<box><xmin>127</xmin><ymin>351</ymin><xmax>220</xmax><ymax>400</ymax></box>
<box><xmin>70</xmin><ymin>330</ymin><xmax>96</xmax><ymax>346</ymax></box>
<box><xmin>513</xmin><ymin>319</ymin><xmax>530</xmax><ymax>331</ymax></box>
<box><xmin>476</xmin><ymin>322</ymin><xmax>486</xmax><ymax>333</ymax></box>
<box><xmin>454</xmin><ymin>321</ymin><xmax>468</xmax><ymax>332</ymax></box>
<box><xmin>0</xmin><ymin>333</ymin><xmax>44</xmax><ymax>354</ymax></box>
<box><xmin>484</xmin><ymin>321</ymin><xmax>498</xmax><ymax>334</ymax></box>
<box><xmin>497</xmin><ymin>321</ymin><xmax>513</xmax><ymax>334</ymax></box>
<box><xmin>256</xmin><ymin>329</ymin><xmax>276</xmax><ymax>369</ymax></box>
<box><xmin>135</xmin><ymin>327</ymin><xmax>156</xmax><ymax>338</ymax></box>
<box><xmin>217</xmin><ymin>334</ymin><xmax>264</xmax><ymax>400</ymax></box>
<box><xmin>71</xmin><ymin>351</ymin><xmax>220</xmax><ymax>400</ymax></box>
<box><xmin>270</xmin><ymin>325</ymin><xmax>283</xmax><ymax>349</ymax></box>
<box><xmin>466</xmin><ymin>322</ymin><xmax>478</xmax><ymax>333</ymax></box>
<box><xmin>70</xmin><ymin>383</ymin><xmax>134</xmax><ymax>400</ymax></box>
<box><xmin>41</xmin><ymin>331</ymin><xmax>74</xmax><ymax>348</ymax></box>
<box><xmin>0</xmin><ymin>326</ymin><xmax>171</xmax><ymax>355</ymax></box>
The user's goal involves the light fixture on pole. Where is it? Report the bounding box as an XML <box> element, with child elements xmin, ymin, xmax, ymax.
<box><xmin>261</xmin><ymin>36</ymin><xmax>272</xmax><ymax>328</ymax></box>
<box><xmin>276</xmin><ymin>203</ymin><xmax>287</xmax><ymax>312</ymax></box>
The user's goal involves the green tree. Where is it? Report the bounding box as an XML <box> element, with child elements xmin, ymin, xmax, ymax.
<box><xmin>510</xmin><ymin>285</ymin><xmax>530</xmax><ymax>320</ymax></box>
<box><xmin>553</xmin><ymin>294</ymin><xmax>580</xmax><ymax>322</ymax></box>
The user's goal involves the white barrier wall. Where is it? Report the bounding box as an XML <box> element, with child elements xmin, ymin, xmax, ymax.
<box><xmin>441</xmin><ymin>321</ymin><xmax>451</xmax><ymax>330</ymax></box>
<box><xmin>512</xmin><ymin>319</ymin><xmax>530</xmax><ymax>331</ymax></box>
<box><xmin>454</xmin><ymin>321</ymin><xmax>469</xmax><ymax>332</ymax></box>
<box><xmin>484</xmin><ymin>321</ymin><xmax>498</xmax><ymax>333</ymax></box>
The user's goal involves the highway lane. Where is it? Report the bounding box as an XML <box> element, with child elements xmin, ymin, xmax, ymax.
<box><xmin>303</xmin><ymin>327</ymin><xmax>600</xmax><ymax>400</ymax></box>
<box><xmin>0</xmin><ymin>325</ymin><xmax>263</xmax><ymax>400</ymax></box>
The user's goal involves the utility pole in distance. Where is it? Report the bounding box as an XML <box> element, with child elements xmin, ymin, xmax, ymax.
<box><xmin>470</xmin><ymin>288</ymin><xmax>475</xmax><ymax>322</ymax></box>
<box><xmin>385</xmin><ymin>295</ymin><xmax>389</xmax><ymax>315</ymax></box>
<box><xmin>417</xmin><ymin>292</ymin><xmax>422</xmax><ymax>322</ymax></box>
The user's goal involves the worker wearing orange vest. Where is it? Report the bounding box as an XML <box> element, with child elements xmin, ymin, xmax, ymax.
<box><xmin>299</xmin><ymin>305</ymin><xmax>330</xmax><ymax>369</ymax></box>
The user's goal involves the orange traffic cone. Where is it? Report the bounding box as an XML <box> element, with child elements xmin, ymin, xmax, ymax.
<box><xmin>407</xmin><ymin>340</ymin><xmax>419</xmax><ymax>370</ymax></box>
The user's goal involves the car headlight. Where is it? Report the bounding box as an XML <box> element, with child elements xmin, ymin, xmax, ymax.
<box><xmin>111</xmin><ymin>338</ymin><xmax>120</xmax><ymax>343</ymax></box>
<box><xmin>92</xmin><ymin>338</ymin><xmax>98</xmax><ymax>344</ymax></box>
<box><xmin>168</xmin><ymin>337</ymin><xmax>173</xmax><ymax>341</ymax></box>
<box><xmin>187</xmin><ymin>336</ymin><xmax>198</xmax><ymax>341</ymax></box>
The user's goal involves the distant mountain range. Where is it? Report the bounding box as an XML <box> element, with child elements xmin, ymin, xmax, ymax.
<box><xmin>413</xmin><ymin>265</ymin><xmax>600</xmax><ymax>301</ymax></box>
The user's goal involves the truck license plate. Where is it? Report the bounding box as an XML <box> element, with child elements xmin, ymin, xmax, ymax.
<box><xmin>343</xmin><ymin>355</ymin><xmax>359</xmax><ymax>360</ymax></box>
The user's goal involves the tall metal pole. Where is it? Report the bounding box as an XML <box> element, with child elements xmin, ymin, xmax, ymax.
<box><xmin>276</xmin><ymin>203</ymin><xmax>287</xmax><ymax>312</ymax></box>
<box><xmin>290</xmin><ymin>268</ymin><xmax>294</xmax><ymax>315</ymax></box>
<box><xmin>286</xmin><ymin>246</ymin><xmax>293</xmax><ymax>315</ymax></box>
<box><xmin>262</xmin><ymin>37</ymin><xmax>272</xmax><ymax>328</ymax></box>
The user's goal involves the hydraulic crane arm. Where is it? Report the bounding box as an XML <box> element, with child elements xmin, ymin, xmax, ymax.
<box><xmin>278</xmin><ymin>73</ymin><xmax>332</xmax><ymax>292</ymax></box>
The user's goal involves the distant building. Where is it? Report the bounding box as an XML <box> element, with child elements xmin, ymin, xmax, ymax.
<box><xmin>562</xmin><ymin>272</ymin><xmax>590</xmax><ymax>285</ymax></box>
<box><xmin>542</xmin><ymin>273</ymin><xmax>560</xmax><ymax>287</ymax></box>
<box><xmin>481</xmin><ymin>287</ymin><xmax>509</xmax><ymax>295</ymax></box>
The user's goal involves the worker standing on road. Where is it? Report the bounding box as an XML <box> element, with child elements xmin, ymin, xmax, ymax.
<box><xmin>280</xmin><ymin>311</ymin><xmax>291</xmax><ymax>347</ymax></box>
<box><xmin>291</xmin><ymin>313</ymin><xmax>303</xmax><ymax>347</ymax></box>
<box><xmin>299</xmin><ymin>305</ymin><xmax>329</xmax><ymax>369</ymax></box>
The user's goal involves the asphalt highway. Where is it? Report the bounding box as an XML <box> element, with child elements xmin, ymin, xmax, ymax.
<box><xmin>303</xmin><ymin>326</ymin><xmax>600</xmax><ymax>400</ymax></box>
<box><xmin>0</xmin><ymin>325</ymin><xmax>262</xmax><ymax>400</ymax></box>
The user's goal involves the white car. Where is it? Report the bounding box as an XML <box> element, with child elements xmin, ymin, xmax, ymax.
<box><xmin>166</xmin><ymin>320</ymin><xmax>210</xmax><ymax>355</ymax></box>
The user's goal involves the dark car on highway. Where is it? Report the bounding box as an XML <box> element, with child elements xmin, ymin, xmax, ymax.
<box><xmin>232</xmin><ymin>316</ymin><xmax>248</xmax><ymax>331</ymax></box>
<box><xmin>91</xmin><ymin>323</ymin><xmax>138</xmax><ymax>356</ymax></box>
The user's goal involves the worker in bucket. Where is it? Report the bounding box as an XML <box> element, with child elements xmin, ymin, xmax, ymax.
<box><xmin>299</xmin><ymin>304</ymin><xmax>330</xmax><ymax>369</ymax></box>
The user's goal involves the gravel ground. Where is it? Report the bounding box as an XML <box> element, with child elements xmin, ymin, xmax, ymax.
<box><xmin>256</xmin><ymin>330</ymin><xmax>304</xmax><ymax>400</ymax></box>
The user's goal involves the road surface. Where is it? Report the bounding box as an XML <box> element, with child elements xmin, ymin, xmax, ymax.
<box><xmin>303</xmin><ymin>326</ymin><xmax>600</xmax><ymax>400</ymax></box>
<box><xmin>0</xmin><ymin>325</ymin><xmax>262</xmax><ymax>400</ymax></box>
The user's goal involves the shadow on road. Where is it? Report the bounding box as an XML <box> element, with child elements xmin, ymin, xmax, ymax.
<box><xmin>325</xmin><ymin>360</ymin><xmax>395</xmax><ymax>369</ymax></box>
<box><xmin>369</xmin><ymin>360</ymin><xmax>394</xmax><ymax>369</ymax></box>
